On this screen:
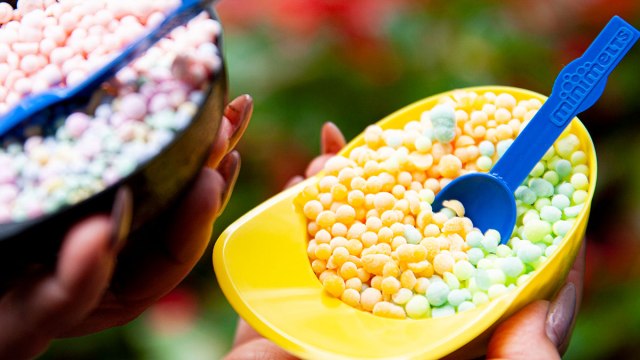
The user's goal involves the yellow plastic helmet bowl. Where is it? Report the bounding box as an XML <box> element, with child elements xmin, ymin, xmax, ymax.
<box><xmin>213</xmin><ymin>86</ymin><xmax>596</xmax><ymax>360</ymax></box>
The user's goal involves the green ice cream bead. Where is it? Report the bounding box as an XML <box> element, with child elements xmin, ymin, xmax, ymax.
<box><xmin>466</xmin><ymin>230</ymin><xmax>484</xmax><ymax>248</ymax></box>
<box><xmin>488</xmin><ymin>284</ymin><xmax>508</xmax><ymax>299</ymax></box>
<box><xmin>571</xmin><ymin>151</ymin><xmax>587</xmax><ymax>165</ymax></box>
<box><xmin>552</xmin><ymin>220</ymin><xmax>573</xmax><ymax>237</ymax></box>
<box><xmin>517</xmin><ymin>204</ymin><xmax>531</xmax><ymax>219</ymax></box>
<box><xmin>540</xmin><ymin>205</ymin><xmax>562</xmax><ymax>223</ymax></box>
<box><xmin>556</xmin><ymin>183</ymin><xmax>575</xmax><ymax>198</ymax></box>
<box><xmin>564</xmin><ymin>204</ymin><xmax>585</xmax><ymax>218</ymax></box>
<box><xmin>496</xmin><ymin>139</ymin><xmax>514</xmax><ymax>158</ymax></box>
<box><xmin>404</xmin><ymin>224</ymin><xmax>422</xmax><ymax>244</ymax></box>
<box><xmin>447</xmin><ymin>289</ymin><xmax>470</xmax><ymax>307</ymax></box>
<box><xmin>426</xmin><ymin>281</ymin><xmax>450</xmax><ymax>307</ymax></box>
<box><xmin>551</xmin><ymin>194</ymin><xmax>571</xmax><ymax>210</ymax></box>
<box><xmin>523</xmin><ymin>219</ymin><xmax>552</xmax><ymax>243</ymax></box>
<box><xmin>516</xmin><ymin>186</ymin><xmax>537</xmax><ymax>205</ymax></box>
<box><xmin>522</xmin><ymin>210</ymin><xmax>540</xmax><ymax>225</ymax></box>
<box><xmin>496</xmin><ymin>244</ymin><xmax>512</xmax><ymax>257</ymax></box>
<box><xmin>478</xmin><ymin>140</ymin><xmax>495</xmax><ymax>157</ymax></box>
<box><xmin>405</xmin><ymin>295</ymin><xmax>431</xmax><ymax>319</ymax></box>
<box><xmin>485</xmin><ymin>229</ymin><xmax>501</xmax><ymax>243</ymax></box>
<box><xmin>542</xmin><ymin>147</ymin><xmax>555</xmax><ymax>161</ymax></box>
<box><xmin>475</xmin><ymin>269</ymin><xmax>492</xmax><ymax>290</ymax></box>
<box><xmin>572</xmin><ymin>190</ymin><xmax>588</xmax><ymax>204</ymax></box>
<box><xmin>517</xmin><ymin>242</ymin><xmax>543</xmax><ymax>263</ymax></box>
<box><xmin>476</xmin><ymin>155</ymin><xmax>493</xmax><ymax>171</ymax></box>
<box><xmin>545</xmin><ymin>244</ymin><xmax>559</xmax><ymax>257</ymax></box>
<box><xmin>430</xmin><ymin>104</ymin><xmax>456</xmax><ymax>124</ymax></box>
<box><xmin>431</xmin><ymin>305</ymin><xmax>456</xmax><ymax>318</ymax></box>
<box><xmin>477</xmin><ymin>258</ymin><xmax>494</xmax><ymax>270</ymax></box>
<box><xmin>516</xmin><ymin>274</ymin><xmax>531</xmax><ymax>286</ymax></box>
<box><xmin>555</xmin><ymin>159</ymin><xmax>573</xmax><ymax>179</ymax></box>
<box><xmin>543</xmin><ymin>171</ymin><xmax>560</xmax><ymax>186</ymax></box>
<box><xmin>467</xmin><ymin>248</ymin><xmax>485</xmax><ymax>265</ymax></box>
<box><xmin>573</xmin><ymin>164</ymin><xmax>590</xmax><ymax>176</ymax></box>
<box><xmin>487</xmin><ymin>269</ymin><xmax>506</xmax><ymax>285</ymax></box>
<box><xmin>444</xmin><ymin>272</ymin><xmax>460</xmax><ymax>289</ymax></box>
<box><xmin>546</xmin><ymin>156</ymin><xmax>560</xmax><ymax>171</ymax></box>
<box><xmin>530</xmin><ymin>162</ymin><xmax>545</xmax><ymax>177</ymax></box>
<box><xmin>458</xmin><ymin>301</ymin><xmax>476</xmax><ymax>312</ymax></box>
<box><xmin>555</xmin><ymin>134</ymin><xmax>580</xmax><ymax>158</ymax></box>
<box><xmin>453</xmin><ymin>260</ymin><xmax>475</xmax><ymax>281</ymax></box>
<box><xmin>481</xmin><ymin>235</ymin><xmax>499</xmax><ymax>254</ymax></box>
<box><xmin>433</xmin><ymin>127</ymin><xmax>456</xmax><ymax>143</ymax></box>
<box><xmin>498</xmin><ymin>257</ymin><xmax>525</xmax><ymax>278</ymax></box>
<box><xmin>534</xmin><ymin>198</ymin><xmax>551</xmax><ymax>212</ymax></box>
<box><xmin>472</xmin><ymin>291</ymin><xmax>490</xmax><ymax>306</ymax></box>
<box><xmin>570</xmin><ymin>173</ymin><xmax>589</xmax><ymax>190</ymax></box>
<box><xmin>529</xmin><ymin>178</ymin><xmax>554</xmax><ymax>198</ymax></box>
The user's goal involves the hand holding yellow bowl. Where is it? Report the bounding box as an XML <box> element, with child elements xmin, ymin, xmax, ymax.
<box><xmin>214</xmin><ymin>86</ymin><xmax>595</xmax><ymax>359</ymax></box>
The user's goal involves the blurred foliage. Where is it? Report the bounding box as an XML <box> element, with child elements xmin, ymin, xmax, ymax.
<box><xmin>43</xmin><ymin>0</ymin><xmax>640</xmax><ymax>359</ymax></box>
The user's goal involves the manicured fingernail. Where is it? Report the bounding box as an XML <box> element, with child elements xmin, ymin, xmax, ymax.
<box><xmin>110</xmin><ymin>186</ymin><xmax>133</xmax><ymax>252</ymax></box>
<box><xmin>545</xmin><ymin>282</ymin><xmax>577</xmax><ymax>347</ymax></box>
<box><xmin>321</xmin><ymin>122</ymin><xmax>346</xmax><ymax>155</ymax></box>
<box><xmin>226</xmin><ymin>94</ymin><xmax>253</xmax><ymax>148</ymax></box>
<box><xmin>284</xmin><ymin>175</ymin><xmax>305</xmax><ymax>189</ymax></box>
<box><xmin>216</xmin><ymin>151</ymin><xmax>241</xmax><ymax>217</ymax></box>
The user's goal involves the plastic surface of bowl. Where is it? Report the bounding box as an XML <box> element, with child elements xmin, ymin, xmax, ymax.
<box><xmin>0</xmin><ymin>7</ymin><xmax>227</xmax><ymax>268</ymax></box>
<box><xmin>213</xmin><ymin>86</ymin><xmax>596</xmax><ymax>360</ymax></box>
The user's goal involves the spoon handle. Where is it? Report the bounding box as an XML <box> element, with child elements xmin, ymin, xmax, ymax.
<box><xmin>490</xmin><ymin>16</ymin><xmax>639</xmax><ymax>192</ymax></box>
<box><xmin>0</xmin><ymin>0</ymin><xmax>215</xmax><ymax>138</ymax></box>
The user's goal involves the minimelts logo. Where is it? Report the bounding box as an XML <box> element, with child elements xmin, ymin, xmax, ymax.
<box><xmin>551</xmin><ymin>27</ymin><xmax>635</xmax><ymax>126</ymax></box>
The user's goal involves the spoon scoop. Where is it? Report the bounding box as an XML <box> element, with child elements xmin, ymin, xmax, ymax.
<box><xmin>433</xmin><ymin>15</ymin><xmax>639</xmax><ymax>243</ymax></box>
<box><xmin>0</xmin><ymin>0</ymin><xmax>215</xmax><ymax>138</ymax></box>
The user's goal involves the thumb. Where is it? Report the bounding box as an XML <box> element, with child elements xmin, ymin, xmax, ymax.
<box><xmin>487</xmin><ymin>301</ymin><xmax>560</xmax><ymax>360</ymax></box>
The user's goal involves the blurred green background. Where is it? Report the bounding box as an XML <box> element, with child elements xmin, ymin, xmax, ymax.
<box><xmin>42</xmin><ymin>0</ymin><xmax>640</xmax><ymax>359</ymax></box>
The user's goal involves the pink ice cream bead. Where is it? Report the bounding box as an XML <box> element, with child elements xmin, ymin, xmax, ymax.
<box><xmin>149</xmin><ymin>93</ymin><xmax>171</xmax><ymax>113</ymax></box>
<box><xmin>0</xmin><ymin>167</ymin><xmax>17</xmax><ymax>185</ymax></box>
<box><xmin>13</xmin><ymin>77</ymin><xmax>32</xmax><ymax>95</ymax></box>
<box><xmin>12</xmin><ymin>41</ymin><xmax>39</xmax><ymax>56</ymax></box>
<box><xmin>0</xmin><ymin>184</ymin><xmax>18</xmax><ymax>204</ymax></box>
<box><xmin>0</xmin><ymin>63</ymin><xmax>10</xmax><ymax>83</ymax></box>
<box><xmin>66</xmin><ymin>69</ymin><xmax>88</xmax><ymax>86</ymax></box>
<box><xmin>120</xmin><ymin>93</ymin><xmax>149</xmax><ymax>120</ymax></box>
<box><xmin>0</xmin><ymin>206</ymin><xmax>11</xmax><ymax>224</ymax></box>
<box><xmin>49</xmin><ymin>46</ymin><xmax>74</xmax><ymax>65</ymax></box>
<box><xmin>38</xmin><ymin>63</ymin><xmax>63</xmax><ymax>85</ymax></box>
<box><xmin>0</xmin><ymin>3</ymin><xmax>13</xmax><ymax>24</ymax></box>
<box><xmin>20</xmin><ymin>54</ymin><xmax>41</xmax><ymax>74</ymax></box>
<box><xmin>45</xmin><ymin>25</ymin><xmax>67</xmax><ymax>46</ymax></box>
<box><xmin>66</xmin><ymin>112</ymin><xmax>92</xmax><ymax>138</ymax></box>
<box><xmin>17</xmin><ymin>0</ymin><xmax>46</xmax><ymax>13</ymax></box>
<box><xmin>39</xmin><ymin>38</ymin><xmax>57</xmax><ymax>56</ymax></box>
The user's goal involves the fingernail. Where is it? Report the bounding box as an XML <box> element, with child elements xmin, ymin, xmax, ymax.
<box><xmin>545</xmin><ymin>282</ymin><xmax>577</xmax><ymax>347</ymax></box>
<box><xmin>110</xmin><ymin>186</ymin><xmax>133</xmax><ymax>252</ymax></box>
<box><xmin>226</xmin><ymin>94</ymin><xmax>253</xmax><ymax>148</ymax></box>
<box><xmin>284</xmin><ymin>175</ymin><xmax>305</xmax><ymax>189</ymax></box>
<box><xmin>216</xmin><ymin>151</ymin><xmax>241</xmax><ymax>217</ymax></box>
<box><xmin>321</xmin><ymin>122</ymin><xmax>346</xmax><ymax>155</ymax></box>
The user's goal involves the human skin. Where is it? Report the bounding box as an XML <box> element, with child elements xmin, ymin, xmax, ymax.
<box><xmin>0</xmin><ymin>94</ymin><xmax>253</xmax><ymax>360</ymax></box>
<box><xmin>224</xmin><ymin>122</ymin><xmax>583</xmax><ymax>360</ymax></box>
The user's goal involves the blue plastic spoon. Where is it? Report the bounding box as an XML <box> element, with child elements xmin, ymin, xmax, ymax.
<box><xmin>433</xmin><ymin>16</ymin><xmax>639</xmax><ymax>244</ymax></box>
<box><xmin>0</xmin><ymin>0</ymin><xmax>215</xmax><ymax>137</ymax></box>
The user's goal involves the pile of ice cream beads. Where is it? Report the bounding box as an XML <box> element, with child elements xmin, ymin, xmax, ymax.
<box><xmin>297</xmin><ymin>90</ymin><xmax>590</xmax><ymax>319</ymax></box>
<box><xmin>0</xmin><ymin>0</ymin><xmax>222</xmax><ymax>223</ymax></box>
